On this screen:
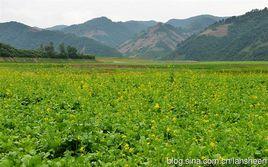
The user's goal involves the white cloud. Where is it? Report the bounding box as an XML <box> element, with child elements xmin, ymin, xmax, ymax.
<box><xmin>0</xmin><ymin>0</ymin><xmax>267</xmax><ymax>28</ymax></box>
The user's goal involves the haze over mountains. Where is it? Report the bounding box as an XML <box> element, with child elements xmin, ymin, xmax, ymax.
<box><xmin>0</xmin><ymin>8</ymin><xmax>268</xmax><ymax>60</ymax></box>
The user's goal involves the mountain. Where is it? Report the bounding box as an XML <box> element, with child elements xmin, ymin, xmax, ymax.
<box><xmin>0</xmin><ymin>21</ymin><xmax>121</xmax><ymax>56</ymax></box>
<box><xmin>170</xmin><ymin>8</ymin><xmax>268</xmax><ymax>61</ymax></box>
<box><xmin>167</xmin><ymin>15</ymin><xmax>225</xmax><ymax>34</ymax></box>
<box><xmin>118</xmin><ymin>23</ymin><xmax>188</xmax><ymax>59</ymax></box>
<box><xmin>46</xmin><ymin>25</ymin><xmax>68</xmax><ymax>31</ymax></box>
<box><xmin>61</xmin><ymin>17</ymin><xmax>157</xmax><ymax>47</ymax></box>
<box><xmin>119</xmin><ymin>20</ymin><xmax>157</xmax><ymax>35</ymax></box>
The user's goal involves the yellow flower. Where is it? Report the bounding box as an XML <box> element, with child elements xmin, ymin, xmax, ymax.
<box><xmin>166</xmin><ymin>127</ymin><xmax>171</xmax><ymax>132</ymax></box>
<box><xmin>217</xmin><ymin>155</ymin><xmax>223</xmax><ymax>161</ymax></box>
<box><xmin>79</xmin><ymin>146</ymin><xmax>85</xmax><ymax>152</ymax></box>
<box><xmin>129</xmin><ymin>148</ymin><xmax>134</xmax><ymax>153</ymax></box>
<box><xmin>210</xmin><ymin>142</ymin><xmax>216</xmax><ymax>148</ymax></box>
<box><xmin>201</xmin><ymin>156</ymin><xmax>206</xmax><ymax>160</ymax></box>
<box><xmin>251</xmin><ymin>95</ymin><xmax>257</xmax><ymax>99</ymax></box>
<box><xmin>124</xmin><ymin>144</ymin><xmax>129</xmax><ymax>150</ymax></box>
<box><xmin>154</xmin><ymin>103</ymin><xmax>160</xmax><ymax>110</ymax></box>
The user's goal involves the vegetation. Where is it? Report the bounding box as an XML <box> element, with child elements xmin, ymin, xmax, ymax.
<box><xmin>61</xmin><ymin>17</ymin><xmax>156</xmax><ymax>47</ymax></box>
<box><xmin>0</xmin><ymin>43</ymin><xmax>40</xmax><ymax>58</ymax></box>
<box><xmin>0</xmin><ymin>22</ymin><xmax>121</xmax><ymax>57</ymax></box>
<box><xmin>166</xmin><ymin>15</ymin><xmax>224</xmax><ymax>34</ymax></box>
<box><xmin>0</xmin><ymin>61</ymin><xmax>267</xmax><ymax>166</ymax></box>
<box><xmin>0</xmin><ymin>42</ymin><xmax>95</xmax><ymax>59</ymax></box>
<box><xmin>172</xmin><ymin>8</ymin><xmax>268</xmax><ymax>61</ymax></box>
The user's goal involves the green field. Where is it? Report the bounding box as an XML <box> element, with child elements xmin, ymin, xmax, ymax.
<box><xmin>0</xmin><ymin>59</ymin><xmax>267</xmax><ymax>166</ymax></box>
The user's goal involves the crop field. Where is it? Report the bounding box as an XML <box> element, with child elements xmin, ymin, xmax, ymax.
<box><xmin>0</xmin><ymin>59</ymin><xmax>267</xmax><ymax>166</ymax></box>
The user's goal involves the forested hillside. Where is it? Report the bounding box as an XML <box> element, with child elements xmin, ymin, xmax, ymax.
<box><xmin>171</xmin><ymin>8</ymin><xmax>268</xmax><ymax>60</ymax></box>
<box><xmin>166</xmin><ymin>15</ymin><xmax>224</xmax><ymax>35</ymax></box>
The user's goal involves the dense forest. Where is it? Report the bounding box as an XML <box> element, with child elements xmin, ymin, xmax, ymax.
<box><xmin>0</xmin><ymin>42</ymin><xmax>95</xmax><ymax>59</ymax></box>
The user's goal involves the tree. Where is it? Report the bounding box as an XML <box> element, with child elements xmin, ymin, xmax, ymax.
<box><xmin>67</xmin><ymin>46</ymin><xmax>78</xmax><ymax>58</ymax></box>
<box><xmin>44</xmin><ymin>42</ymin><xmax>56</xmax><ymax>58</ymax></box>
<box><xmin>59</xmin><ymin>43</ymin><xmax>67</xmax><ymax>58</ymax></box>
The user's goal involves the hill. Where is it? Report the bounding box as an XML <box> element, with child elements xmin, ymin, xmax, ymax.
<box><xmin>118</xmin><ymin>23</ymin><xmax>188</xmax><ymax>59</ymax></box>
<box><xmin>170</xmin><ymin>8</ymin><xmax>268</xmax><ymax>61</ymax></box>
<box><xmin>166</xmin><ymin>15</ymin><xmax>225</xmax><ymax>34</ymax></box>
<box><xmin>0</xmin><ymin>22</ymin><xmax>121</xmax><ymax>56</ymax></box>
<box><xmin>61</xmin><ymin>17</ymin><xmax>157</xmax><ymax>47</ymax></box>
<box><xmin>119</xmin><ymin>20</ymin><xmax>157</xmax><ymax>35</ymax></box>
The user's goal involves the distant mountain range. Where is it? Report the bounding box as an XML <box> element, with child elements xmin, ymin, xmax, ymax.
<box><xmin>61</xmin><ymin>17</ymin><xmax>157</xmax><ymax>47</ymax></box>
<box><xmin>0</xmin><ymin>22</ymin><xmax>121</xmax><ymax>56</ymax></box>
<box><xmin>1</xmin><ymin>9</ymin><xmax>267</xmax><ymax>60</ymax></box>
<box><xmin>170</xmin><ymin>8</ymin><xmax>268</xmax><ymax>60</ymax></box>
<box><xmin>166</xmin><ymin>15</ymin><xmax>225</xmax><ymax>34</ymax></box>
<box><xmin>0</xmin><ymin>15</ymin><xmax>223</xmax><ymax>58</ymax></box>
<box><xmin>118</xmin><ymin>23</ymin><xmax>188</xmax><ymax>59</ymax></box>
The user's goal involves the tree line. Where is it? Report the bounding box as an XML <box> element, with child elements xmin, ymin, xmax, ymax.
<box><xmin>0</xmin><ymin>42</ymin><xmax>95</xmax><ymax>60</ymax></box>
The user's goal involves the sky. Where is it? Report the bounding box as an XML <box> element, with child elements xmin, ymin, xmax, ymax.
<box><xmin>0</xmin><ymin>0</ymin><xmax>267</xmax><ymax>28</ymax></box>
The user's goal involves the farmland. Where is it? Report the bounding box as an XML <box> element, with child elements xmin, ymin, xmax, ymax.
<box><xmin>0</xmin><ymin>59</ymin><xmax>267</xmax><ymax>166</ymax></box>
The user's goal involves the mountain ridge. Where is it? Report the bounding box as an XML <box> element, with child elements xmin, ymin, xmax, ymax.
<box><xmin>0</xmin><ymin>21</ymin><xmax>121</xmax><ymax>56</ymax></box>
<box><xmin>166</xmin><ymin>15</ymin><xmax>225</xmax><ymax>34</ymax></box>
<box><xmin>118</xmin><ymin>23</ymin><xmax>188</xmax><ymax>59</ymax></box>
<box><xmin>170</xmin><ymin>8</ymin><xmax>268</xmax><ymax>60</ymax></box>
<box><xmin>61</xmin><ymin>17</ymin><xmax>157</xmax><ymax>47</ymax></box>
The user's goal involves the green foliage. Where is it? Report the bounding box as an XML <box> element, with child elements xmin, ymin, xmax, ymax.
<box><xmin>58</xmin><ymin>43</ymin><xmax>67</xmax><ymax>58</ymax></box>
<box><xmin>0</xmin><ymin>42</ymin><xmax>95</xmax><ymax>60</ymax></box>
<box><xmin>44</xmin><ymin>42</ymin><xmax>56</xmax><ymax>58</ymax></box>
<box><xmin>173</xmin><ymin>8</ymin><xmax>268</xmax><ymax>61</ymax></box>
<box><xmin>66</xmin><ymin>46</ymin><xmax>78</xmax><ymax>58</ymax></box>
<box><xmin>0</xmin><ymin>43</ymin><xmax>41</xmax><ymax>58</ymax></box>
<box><xmin>0</xmin><ymin>62</ymin><xmax>267</xmax><ymax>165</ymax></box>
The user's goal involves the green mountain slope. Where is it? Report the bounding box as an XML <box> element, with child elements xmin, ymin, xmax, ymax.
<box><xmin>61</xmin><ymin>17</ymin><xmax>157</xmax><ymax>47</ymax></box>
<box><xmin>0</xmin><ymin>22</ymin><xmax>121</xmax><ymax>56</ymax></box>
<box><xmin>171</xmin><ymin>8</ymin><xmax>268</xmax><ymax>61</ymax></box>
<box><xmin>166</xmin><ymin>15</ymin><xmax>225</xmax><ymax>34</ymax></box>
<box><xmin>118</xmin><ymin>23</ymin><xmax>188</xmax><ymax>59</ymax></box>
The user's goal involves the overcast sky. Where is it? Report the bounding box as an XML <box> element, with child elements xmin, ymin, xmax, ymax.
<box><xmin>0</xmin><ymin>0</ymin><xmax>267</xmax><ymax>28</ymax></box>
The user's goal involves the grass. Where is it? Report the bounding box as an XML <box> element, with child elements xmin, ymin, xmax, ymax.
<box><xmin>0</xmin><ymin>58</ymin><xmax>267</xmax><ymax>166</ymax></box>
